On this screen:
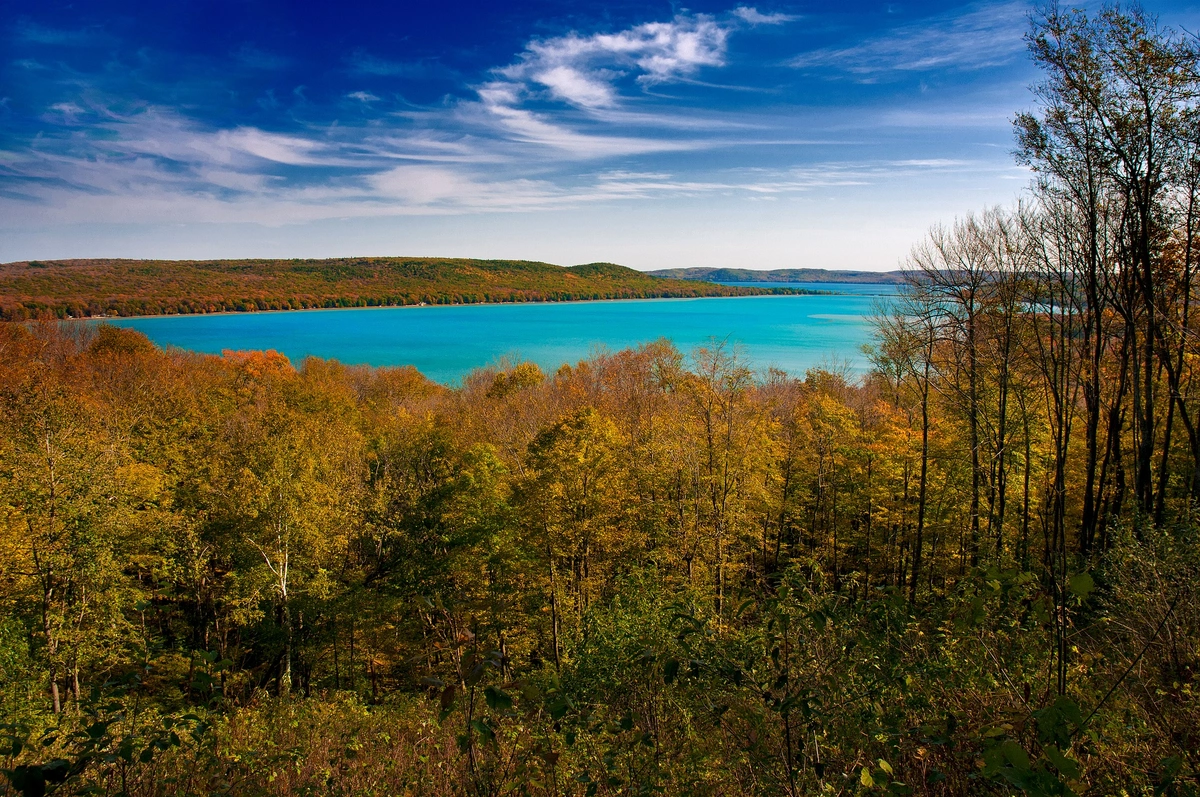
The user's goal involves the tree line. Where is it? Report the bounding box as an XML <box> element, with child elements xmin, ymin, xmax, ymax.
<box><xmin>0</xmin><ymin>259</ymin><xmax>796</xmax><ymax>321</ymax></box>
<box><xmin>0</xmin><ymin>4</ymin><xmax>1198</xmax><ymax>795</ymax></box>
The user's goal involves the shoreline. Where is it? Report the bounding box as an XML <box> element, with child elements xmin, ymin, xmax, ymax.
<box><xmin>72</xmin><ymin>287</ymin><xmax>835</xmax><ymax>322</ymax></box>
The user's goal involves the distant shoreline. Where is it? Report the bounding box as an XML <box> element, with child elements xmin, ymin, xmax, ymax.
<box><xmin>83</xmin><ymin>288</ymin><xmax>838</xmax><ymax>322</ymax></box>
<box><xmin>648</xmin><ymin>266</ymin><xmax>906</xmax><ymax>284</ymax></box>
<box><xmin>2</xmin><ymin>256</ymin><xmax>829</xmax><ymax>322</ymax></box>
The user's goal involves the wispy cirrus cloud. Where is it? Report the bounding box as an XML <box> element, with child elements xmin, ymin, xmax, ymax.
<box><xmin>452</xmin><ymin>10</ymin><xmax>792</xmax><ymax>158</ymax></box>
<box><xmin>205</xmin><ymin>128</ymin><xmax>330</xmax><ymax>166</ymax></box>
<box><xmin>733</xmin><ymin>7</ymin><xmax>798</xmax><ymax>26</ymax></box>
<box><xmin>2</xmin><ymin>60</ymin><xmax>1000</xmax><ymax>219</ymax></box>
<box><xmin>43</xmin><ymin>108</ymin><xmax>342</xmax><ymax>168</ymax></box>
<box><xmin>789</xmin><ymin>2</ymin><xmax>1027</xmax><ymax>77</ymax></box>
<box><xmin>471</xmin><ymin>99</ymin><xmax>699</xmax><ymax>157</ymax></box>
<box><xmin>4</xmin><ymin>6</ymin><xmax>815</xmax><ymax>223</ymax></box>
<box><xmin>12</xmin><ymin>18</ymin><xmax>115</xmax><ymax>47</ymax></box>
<box><xmin>0</xmin><ymin>0</ymin><xmax>1024</xmax><ymax>244</ymax></box>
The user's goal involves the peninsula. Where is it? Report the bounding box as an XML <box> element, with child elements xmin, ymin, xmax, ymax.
<box><xmin>0</xmin><ymin>257</ymin><xmax>808</xmax><ymax>320</ymax></box>
<box><xmin>648</xmin><ymin>266</ymin><xmax>905</xmax><ymax>283</ymax></box>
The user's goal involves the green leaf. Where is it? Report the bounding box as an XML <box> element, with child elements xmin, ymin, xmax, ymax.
<box><xmin>1058</xmin><ymin>696</ymin><xmax>1083</xmax><ymax>727</ymax></box>
<box><xmin>6</xmin><ymin>765</ymin><xmax>48</xmax><ymax>797</ymax></box>
<box><xmin>860</xmin><ymin>767</ymin><xmax>875</xmax><ymax>787</ymax></box>
<box><xmin>1000</xmin><ymin>740</ymin><xmax>1031</xmax><ymax>773</ymax></box>
<box><xmin>1157</xmin><ymin>755</ymin><xmax>1182</xmax><ymax>796</ymax></box>
<box><xmin>548</xmin><ymin>695</ymin><xmax>571</xmax><ymax>721</ymax></box>
<box><xmin>1068</xmin><ymin>572</ymin><xmax>1094</xmax><ymax>600</ymax></box>
<box><xmin>470</xmin><ymin>719</ymin><xmax>495</xmax><ymax>742</ymax></box>
<box><xmin>484</xmin><ymin>685</ymin><xmax>512</xmax><ymax>712</ymax></box>
<box><xmin>1044</xmin><ymin>745</ymin><xmax>1081</xmax><ymax>780</ymax></box>
<box><xmin>663</xmin><ymin>658</ymin><xmax>680</xmax><ymax>685</ymax></box>
<box><xmin>465</xmin><ymin>662</ymin><xmax>486</xmax><ymax>686</ymax></box>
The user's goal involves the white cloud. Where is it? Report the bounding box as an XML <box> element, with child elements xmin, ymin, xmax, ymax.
<box><xmin>497</xmin><ymin>13</ymin><xmax>730</xmax><ymax>109</ymax></box>
<box><xmin>0</xmin><ymin>141</ymin><xmax>1022</xmax><ymax>232</ymax></box>
<box><xmin>100</xmin><ymin>113</ymin><xmax>344</xmax><ymax>168</ymax></box>
<box><xmin>471</xmin><ymin>85</ymin><xmax>699</xmax><ymax>158</ymax></box>
<box><xmin>358</xmin><ymin>134</ymin><xmax>504</xmax><ymax>164</ymax></box>
<box><xmin>47</xmin><ymin>102</ymin><xmax>84</xmax><ymax>118</ymax></box>
<box><xmin>368</xmin><ymin>165</ymin><xmax>564</xmax><ymax>209</ymax></box>
<box><xmin>3</xmin><ymin>5</ymin><xmax>1023</xmax><ymax>234</ymax></box>
<box><xmin>733</xmin><ymin>7</ymin><xmax>798</xmax><ymax>26</ymax></box>
<box><xmin>211</xmin><ymin>128</ymin><xmax>326</xmax><ymax>165</ymax></box>
<box><xmin>455</xmin><ymin>12</ymin><xmax>744</xmax><ymax>158</ymax></box>
<box><xmin>532</xmin><ymin>66</ymin><xmax>616</xmax><ymax>108</ymax></box>
<box><xmin>5</xmin><ymin>7</ymin><xmax>778</xmax><ymax>224</ymax></box>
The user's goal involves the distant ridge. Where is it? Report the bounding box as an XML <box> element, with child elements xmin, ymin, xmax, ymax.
<box><xmin>0</xmin><ymin>257</ymin><xmax>815</xmax><ymax>321</ymax></box>
<box><xmin>647</xmin><ymin>267</ymin><xmax>906</xmax><ymax>284</ymax></box>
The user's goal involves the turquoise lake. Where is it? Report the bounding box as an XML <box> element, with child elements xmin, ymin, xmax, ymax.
<box><xmin>107</xmin><ymin>282</ymin><xmax>897</xmax><ymax>384</ymax></box>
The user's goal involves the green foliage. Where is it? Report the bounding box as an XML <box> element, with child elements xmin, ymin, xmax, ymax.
<box><xmin>1</xmin><ymin>673</ymin><xmax>211</xmax><ymax>797</ymax></box>
<box><xmin>0</xmin><ymin>619</ymin><xmax>39</xmax><ymax>728</ymax></box>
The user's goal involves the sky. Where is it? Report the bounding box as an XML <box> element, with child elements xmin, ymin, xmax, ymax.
<box><xmin>2</xmin><ymin>1</ymin><xmax>1197</xmax><ymax>270</ymax></box>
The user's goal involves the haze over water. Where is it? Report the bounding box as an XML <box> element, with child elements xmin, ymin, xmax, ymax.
<box><xmin>106</xmin><ymin>284</ymin><xmax>895</xmax><ymax>384</ymax></box>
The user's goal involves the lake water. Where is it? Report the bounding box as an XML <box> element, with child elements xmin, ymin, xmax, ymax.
<box><xmin>107</xmin><ymin>282</ymin><xmax>897</xmax><ymax>384</ymax></box>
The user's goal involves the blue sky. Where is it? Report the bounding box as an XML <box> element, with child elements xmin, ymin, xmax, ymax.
<box><xmin>2</xmin><ymin>1</ymin><xmax>1196</xmax><ymax>270</ymax></box>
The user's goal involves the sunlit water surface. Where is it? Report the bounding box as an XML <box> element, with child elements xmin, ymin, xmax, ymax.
<box><xmin>106</xmin><ymin>283</ymin><xmax>897</xmax><ymax>384</ymax></box>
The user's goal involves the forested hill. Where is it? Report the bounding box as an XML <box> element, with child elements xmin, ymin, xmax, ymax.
<box><xmin>0</xmin><ymin>257</ymin><xmax>799</xmax><ymax>320</ymax></box>
<box><xmin>648</xmin><ymin>266</ymin><xmax>905</xmax><ymax>283</ymax></box>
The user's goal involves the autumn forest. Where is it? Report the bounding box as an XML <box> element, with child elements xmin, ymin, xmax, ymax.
<box><xmin>2</xmin><ymin>6</ymin><xmax>1200</xmax><ymax>796</ymax></box>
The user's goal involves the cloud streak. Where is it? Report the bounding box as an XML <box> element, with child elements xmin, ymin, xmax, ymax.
<box><xmin>789</xmin><ymin>2</ymin><xmax>1027</xmax><ymax>76</ymax></box>
<box><xmin>2</xmin><ymin>109</ymin><xmax>1012</xmax><ymax>228</ymax></box>
<box><xmin>733</xmin><ymin>7</ymin><xmax>798</xmax><ymax>26</ymax></box>
<box><xmin>13</xmin><ymin>18</ymin><xmax>115</xmax><ymax>47</ymax></box>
